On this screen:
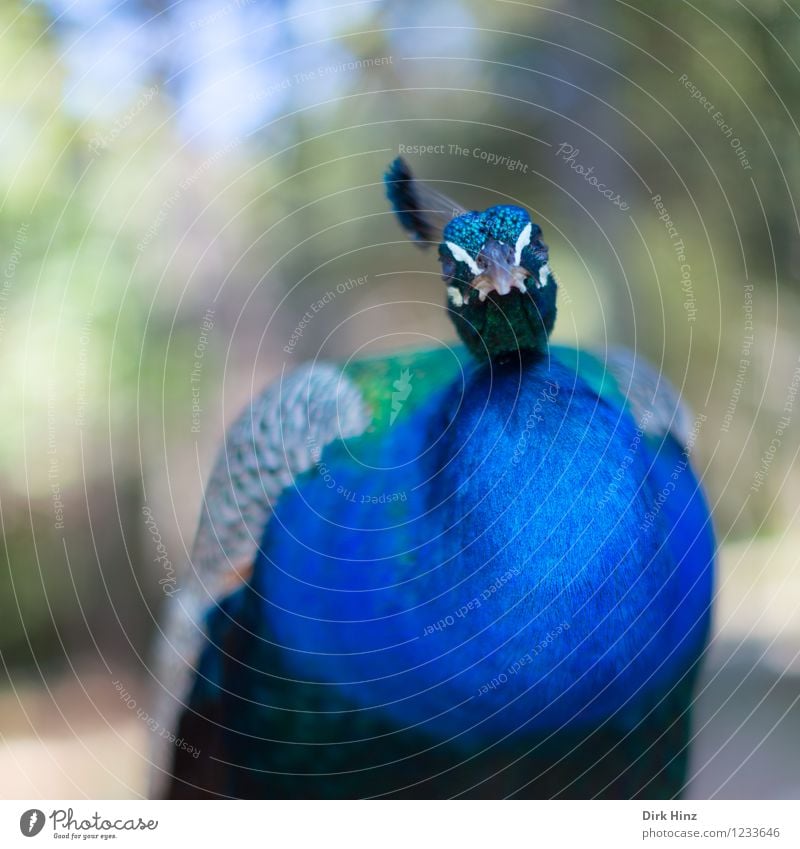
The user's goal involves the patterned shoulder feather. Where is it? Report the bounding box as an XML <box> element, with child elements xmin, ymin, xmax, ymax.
<box><xmin>551</xmin><ymin>345</ymin><xmax>693</xmax><ymax>447</ymax></box>
<box><xmin>149</xmin><ymin>362</ymin><xmax>369</xmax><ymax>796</ymax></box>
<box><xmin>192</xmin><ymin>363</ymin><xmax>368</xmax><ymax>572</ymax></box>
<box><xmin>602</xmin><ymin>346</ymin><xmax>693</xmax><ymax>447</ymax></box>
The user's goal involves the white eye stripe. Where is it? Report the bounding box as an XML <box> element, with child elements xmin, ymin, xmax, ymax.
<box><xmin>445</xmin><ymin>241</ymin><xmax>482</xmax><ymax>276</ymax></box>
<box><xmin>514</xmin><ymin>222</ymin><xmax>532</xmax><ymax>266</ymax></box>
<box><xmin>447</xmin><ymin>286</ymin><xmax>464</xmax><ymax>307</ymax></box>
<box><xmin>538</xmin><ymin>263</ymin><xmax>551</xmax><ymax>288</ymax></box>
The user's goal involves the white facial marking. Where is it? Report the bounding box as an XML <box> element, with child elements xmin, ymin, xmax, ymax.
<box><xmin>513</xmin><ymin>222</ymin><xmax>532</xmax><ymax>266</ymax></box>
<box><xmin>538</xmin><ymin>263</ymin><xmax>550</xmax><ymax>288</ymax></box>
<box><xmin>447</xmin><ymin>286</ymin><xmax>464</xmax><ymax>307</ymax></box>
<box><xmin>445</xmin><ymin>241</ymin><xmax>482</xmax><ymax>276</ymax></box>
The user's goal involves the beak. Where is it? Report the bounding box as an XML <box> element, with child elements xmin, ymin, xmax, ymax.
<box><xmin>471</xmin><ymin>239</ymin><xmax>529</xmax><ymax>301</ymax></box>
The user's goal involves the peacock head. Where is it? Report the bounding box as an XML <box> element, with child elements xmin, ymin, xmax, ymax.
<box><xmin>385</xmin><ymin>157</ymin><xmax>557</xmax><ymax>361</ymax></box>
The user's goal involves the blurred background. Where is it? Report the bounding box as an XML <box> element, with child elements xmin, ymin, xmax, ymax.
<box><xmin>0</xmin><ymin>0</ymin><xmax>799</xmax><ymax>798</ymax></box>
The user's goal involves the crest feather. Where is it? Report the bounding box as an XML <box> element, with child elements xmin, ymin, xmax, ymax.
<box><xmin>384</xmin><ymin>157</ymin><xmax>464</xmax><ymax>247</ymax></box>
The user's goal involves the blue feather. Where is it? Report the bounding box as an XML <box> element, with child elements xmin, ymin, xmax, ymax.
<box><xmin>257</xmin><ymin>355</ymin><xmax>711</xmax><ymax>740</ymax></box>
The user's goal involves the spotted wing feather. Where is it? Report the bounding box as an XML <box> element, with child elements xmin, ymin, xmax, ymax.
<box><xmin>149</xmin><ymin>363</ymin><xmax>368</xmax><ymax>795</ymax></box>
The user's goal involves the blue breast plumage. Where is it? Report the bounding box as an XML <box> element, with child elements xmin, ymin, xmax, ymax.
<box><xmin>262</xmin><ymin>353</ymin><xmax>711</xmax><ymax>736</ymax></box>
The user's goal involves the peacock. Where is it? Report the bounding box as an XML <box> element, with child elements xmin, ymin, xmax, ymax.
<box><xmin>150</xmin><ymin>157</ymin><xmax>715</xmax><ymax>799</ymax></box>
